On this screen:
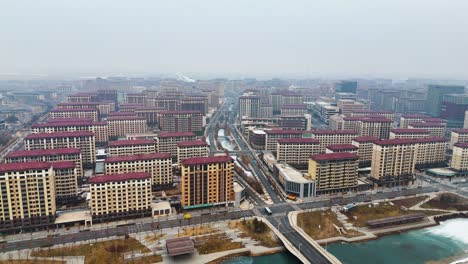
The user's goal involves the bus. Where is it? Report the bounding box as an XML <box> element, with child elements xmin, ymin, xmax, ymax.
<box><xmin>264</xmin><ymin>207</ymin><xmax>272</xmax><ymax>215</ymax></box>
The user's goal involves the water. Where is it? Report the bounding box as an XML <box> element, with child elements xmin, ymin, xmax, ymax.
<box><xmin>218</xmin><ymin>129</ymin><xmax>235</xmax><ymax>151</ymax></box>
<box><xmin>223</xmin><ymin>218</ymin><xmax>468</xmax><ymax>264</ymax></box>
<box><xmin>327</xmin><ymin>218</ymin><xmax>468</xmax><ymax>264</ymax></box>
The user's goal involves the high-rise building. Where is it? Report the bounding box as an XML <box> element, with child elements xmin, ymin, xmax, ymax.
<box><xmin>390</xmin><ymin>128</ymin><xmax>431</xmax><ymax>139</ymax></box>
<box><xmin>276</xmin><ymin>138</ymin><xmax>320</xmax><ymax>170</ymax></box>
<box><xmin>309</xmin><ymin>130</ymin><xmax>359</xmax><ymax>152</ymax></box>
<box><xmin>335</xmin><ymin>81</ymin><xmax>357</xmax><ymax>94</ymax></box>
<box><xmin>89</xmin><ymin>172</ymin><xmax>152</xmax><ymax>222</ymax></box>
<box><xmin>104</xmin><ymin>153</ymin><xmax>172</xmax><ymax>188</ymax></box>
<box><xmin>264</xmin><ymin>129</ymin><xmax>304</xmax><ymax>152</ymax></box>
<box><xmin>49</xmin><ymin>108</ymin><xmax>99</xmax><ymax>122</ymax></box>
<box><xmin>24</xmin><ymin>131</ymin><xmax>95</xmax><ymax>166</ymax></box>
<box><xmin>308</xmin><ymin>153</ymin><xmax>359</xmax><ymax>195</ymax></box>
<box><xmin>107</xmin><ymin>116</ymin><xmax>148</xmax><ymax>138</ymax></box>
<box><xmin>239</xmin><ymin>96</ymin><xmax>261</xmax><ymax>118</ymax></box>
<box><xmin>157</xmin><ymin>132</ymin><xmax>197</xmax><ymax>158</ymax></box>
<box><xmin>352</xmin><ymin>136</ymin><xmax>379</xmax><ymax>167</ymax></box>
<box><xmin>0</xmin><ymin>162</ymin><xmax>56</xmax><ymax>231</ymax></box>
<box><xmin>450</xmin><ymin>129</ymin><xmax>468</xmax><ymax>149</ymax></box>
<box><xmin>31</xmin><ymin>119</ymin><xmax>109</xmax><ymax>143</ymax></box>
<box><xmin>181</xmin><ymin>155</ymin><xmax>234</xmax><ymax>209</ymax></box>
<box><xmin>177</xmin><ymin>140</ymin><xmax>209</xmax><ymax>165</ymax></box>
<box><xmin>326</xmin><ymin>144</ymin><xmax>358</xmax><ymax>154</ymax></box>
<box><xmin>281</xmin><ymin>104</ymin><xmax>308</xmax><ymax>116</ymax></box>
<box><xmin>451</xmin><ymin>143</ymin><xmax>468</xmax><ymax>175</ymax></box>
<box><xmin>426</xmin><ymin>84</ymin><xmax>464</xmax><ymax>117</ymax></box>
<box><xmin>52</xmin><ymin>161</ymin><xmax>78</xmax><ymax>204</ymax></box>
<box><xmin>407</xmin><ymin>122</ymin><xmax>446</xmax><ymax>138</ymax></box>
<box><xmin>108</xmin><ymin>139</ymin><xmax>157</xmax><ymax>156</ymax></box>
<box><xmin>399</xmin><ymin>114</ymin><xmax>430</xmax><ymax>128</ymax></box>
<box><xmin>158</xmin><ymin>111</ymin><xmax>203</xmax><ymax>134</ymax></box>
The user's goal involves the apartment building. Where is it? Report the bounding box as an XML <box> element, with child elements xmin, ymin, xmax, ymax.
<box><xmin>414</xmin><ymin>137</ymin><xmax>447</xmax><ymax>169</ymax></box>
<box><xmin>49</xmin><ymin>108</ymin><xmax>99</xmax><ymax>122</ymax></box>
<box><xmin>31</xmin><ymin>119</ymin><xmax>109</xmax><ymax>143</ymax></box>
<box><xmin>259</xmin><ymin>104</ymin><xmax>273</xmax><ymax>118</ymax></box>
<box><xmin>108</xmin><ymin>139</ymin><xmax>157</xmax><ymax>156</ymax></box>
<box><xmin>0</xmin><ymin>162</ymin><xmax>56</xmax><ymax>231</ymax></box>
<box><xmin>104</xmin><ymin>153</ymin><xmax>172</xmax><ymax>187</ymax></box>
<box><xmin>399</xmin><ymin>114</ymin><xmax>430</xmax><ymax>128</ymax></box>
<box><xmin>57</xmin><ymin>101</ymin><xmax>116</xmax><ymax>116</ymax></box>
<box><xmin>351</xmin><ymin>110</ymin><xmax>394</xmax><ymax>120</ymax></box>
<box><xmin>107</xmin><ymin>116</ymin><xmax>148</xmax><ymax>138</ymax></box>
<box><xmin>449</xmin><ymin>129</ymin><xmax>468</xmax><ymax>149</ymax></box>
<box><xmin>146</xmin><ymin>97</ymin><xmax>179</xmax><ymax>111</ymax></box>
<box><xmin>308</xmin><ymin>153</ymin><xmax>359</xmax><ymax>195</ymax></box>
<box><xmin>451</xmin><ymin>143</ymin><xmax>468</xmax><ymax>174</ymax></box>
<box><xmin>280</xmin><ymin>104</ymin><xmax>308</xmax><ymax>116</ymax></box>
<box><xmin>181</xmin><ymin>155</ymin><xmax>234</xmax><ymax>208</ymax></box>
<box><xmin>134</xmin><ymin>107</ymin><xmax>162</xmax><ymax>125</ymax></box>
<box><xmin>177</xmin><ymin>140</ymin><xmax>209</xmax><ymax>165</ymax></box>
<box><xmin>5</xmin><ymin>148</ymin><xmax>83</xmax><ymax>177</ymax></box>
<box><xmin>390</xmin><ymin>128</ymin><xmax>431</xmax><ymax>139</ymax></box>
<box><xmin>158</xmin><ymin>110</ymin><xmax>203</xmax><ymax>134</ymax></box>
<box><xmin>125</xmin><ymin>93</ymin><xmax>146</xmax><ymax>105</ymax></box>
<box><xmin>264</xmin><ymin>129</ymin><xmax>304</xmax><ymax>152</ymax></box>
<box><xmin>408</xmin><ymin>122</ymin><xmax>446</xmax><ymax>138</ymax></box>
<box><xmin>337</xmin><ymin>99</ymin><xmax>366</xmax><ymax>116</ymax></box>
<box><xmin>89</xmin><ymin>172</ymin><xmax>152</xmax><ymax>222</ymax></box>
<box><xmin>352</xmin><ymin>136</ymin><xmax>379</xmax><ymax>167</ymax></box>
<box><xmin>276</xmin><ymin>115</ymin><xmax>311</xmax><ymax>130</ymax></box>
<box><xmin>239</xmin><ymin>96</ymin><xmax>261</xmax><ymax>118</ymax></box>
<box><xmin>52</xmin><ymin>161</ymin><xmax>77</xmax><ymax>204</ymax></box>
<box><xmin>310</xmin><ymin>130</ymin><xmax>358</xmax><ymax>152</ymax></box>
<box><xmin>157</xmin><ymin>132</ymin><xmax>197</xmax><ymax>158</ymax></box>
<box><xmin>357</xmin><ymin>117</ymin><xmax>392</xmax><ymax>139</ymax></box>
<box><xmin>276</xmin><ymin>138</ymin><xmax>320</xmax><ymax>170</ymax></box>
<box><xmin>370</xmin><ymin>139</ymin><xmax>418</xmax><ymax>186</ymax></box>
<box><xmin>24</xmin><ymin>131</ymin><xmax>95</xmax><ymax>166</ymax></box>
<box><xmin>68</xmin><ymin>92</ymin><xmax>97</xmax><ymax>102</ymax></box>
<box><xmin>326</xmin><ymin>144</ymin><xmax>358</xmax><ymax>154</ymax></box>
<box><xmin>180</xmin><ymin>96</ymin><xmax>208</xmax><ymax>115</ymax></box>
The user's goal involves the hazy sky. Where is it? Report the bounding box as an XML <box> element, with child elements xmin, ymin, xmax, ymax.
<box><xmin>1</xmin><ymin>0</ymin><xmax>468</xmax><ymax>79</ymax></box>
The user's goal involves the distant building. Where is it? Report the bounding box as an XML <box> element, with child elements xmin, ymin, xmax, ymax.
<box><xmin>107</xmin><ymin>116</ymin><xmax>148</xmax><ymax>139</ymax></box>
<box><xmin>158</xmin><ymin>111</ymin><xmax>203</xmax><ymax>134</ymax></box>
<box><xmin>408</xmin><ymin>122</ymin><xmax>445</xmax><ymax>138</ymax></box>
<box><xmin>390</xmin><ymin>128</ymin><xmax>431</xmax><ymax>139</ymax></box>
<box><xmin>49</xmin><ymin>108</ymin><xmax>99</xmax><ymax>122</ymax></box>
<box><xmin>108</xmin><ymin>139</ymin><xmax>157</xmax><ymax>156</ymax></box>
<box><xmin>239</xmin><ymin>96</ymin><xmax>261</xmax><ymax>118</ymax></box>
<box><xmin>426</xmin><ymin>84</ymin><xmax>464</xmax><ymax>117</ymax></box>
<box><xmin>157</xmin><ymin>132</ymin><xmax>197</xmax><ymax>159</ymax></box>
<box><xmin>309</xmin><ymin>130</ymin><xmax>358</xmax><ymax>152</ymax></box>
<box><xmin>32</xmin><ymin>119</ymin><xmax>109</xmax><ymax>143</ymax></box>
<box><xmin>336</xmin><ymin>81</ymin><xmax>357</xmax><ymax>94</ymax></box>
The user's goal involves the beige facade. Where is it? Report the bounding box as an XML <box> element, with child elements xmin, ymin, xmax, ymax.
<box><xmin>177</xmin><ymin>140</ymin><xmax>209</xmax><ymax>165</ymax></box>
<box><xmin>157</xmin><ymin>132</ymin><xmax>197</xmax><ymax>158</ymax></box>
<box><xmin>104</xmin><ymin>153</ymin><xmax>172</xmax><ymax>186</ymax></box>
<box><xmin>264</xmin><ymin>129</ymin><xmax>304</xmax><ymax>152</ymax></box>
<box><xmin>451</xmin><ymin>143</ymin><xmax>468</xmax><ymax>173</ymax></box>
<box><xmin>310</xmin><ymin>130</ymin><xmax>358</xmax><ymax>152</ymax></box>
<box><xmin>158</xmin><ymin>111</ymin><xmax>203</xmax><ymax>133</ymax></box>
<box><xmin>52</xmin><ymin>161</ymin><xmax>78</xmax><ymax>203</ymax></box>
<box><xmin>181</xmin><ymin>155</ymin><xmax>234</xmax><ymax>208</ymax></box>
<box><xmin>89</xmin><ymin>172</ymin><xmax>152</xmax><ymax>221</ymax></box>
<box><xmin>276</xmin><ymin>138</ymin><xmax>320</xmax><ymax>170</ymax></box>
<box><xmin>357</xmin><ymin>118</ymin><xmax>392</xmax><ymax>139</ymax></box>
<box><xmin>337</xmin><ymin>99</ymin><xmax>366</xmax><ymax>116</ymax></box>
<box><xmin>308</xmin><ymin>153</ymin><xmax>359</xmax><ymax>194</ymax></box>
<box><xmin>352</xmin><ymin>136</ymin><xmax>379</xmax><ymax>166</ymax></box>
<box><xmin>449</xmin><ymin>129</ymin><xmax>468</xmax><ymax>149</ymax></box>
<box><xmin>24</xmin><ymin>131</ymin><xmax>95</xmax><ymax>166</ymax></box>
<box><xmin>351</xmin><ymin>110</ymin><xmax>394</xmax><ymax>120</ymax></box>
<box><xmin>390</xmin><ymin>128</ymin><xmax>431</xmax><ymax>139</ymax></box>
<box><xmin>408</xmin><ymin>123</ymin><xmax>446</xmax><ymax>138</ymax></box>
<box><xmin>107</xmin><ymin>116</ymin><xmax>148</xmax><ymax>138</ymax></box>
<box><xmin>31</xmin><ymin>119</ymin><xmax>109</xmax><ymax>143</ymax></box>
<box><xmin>5</xmin><ymin>148</ymin><xmax>83</xmax><ymax>177</ymax></box>
<box><xmin>414</xmin><ymin>138</ymin><xmax>447</xmax><ymax>169</ymax></box>
<box><xmin>399</xmin><ymin>114</ymin><xmax>429</xmax><ymax>128</ymax></box>
<box><xmin>281</xmin><ymin>105</ymin><xmax>308</xmax><ymax>116</ymax></box>
<box><xmin>0</xmin><ymin>162</ymin><xmax>56</xmax><ymax>231</ymax></box>
<box><xmin>108</xmin><ymin>139</ymin><xmax>157</xmax><ymax>156</ymax></box>
<box><xmin>49</xmin><ymin>108</ymin><xmax>99</xmax><ymax>122</ymax></box>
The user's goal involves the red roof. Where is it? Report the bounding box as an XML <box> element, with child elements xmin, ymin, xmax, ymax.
<box><xmin>277</xmin><ymin>138</ymin><xmax>319</xmax><ymax>144</ymax></box>
<box><xmin>58</xmin><ymin>102</ymin><xmax>100</xmax><ymax>106</ymax></box>
<box><xmin>326</xmin><ymin>144</ymin><xmax>358</xmax><ymax>151</ymax></box>
<box><xmin>375</xmin><ymin>137</ymin><xmax>447</xmax><ymax>146</ymax></box>
<box><xmin>422</xmin><ymin>118</ymin><xmax>446</xmax><ymax>123</ymax></box>
<box><xmin>158</xmin><ymin>132</ymin><xmax>196</xmax><ymax>138</ymax></box>
<box><xmin>107</xmin><ymin>116</ymin><xmax>146</xmax><ymax>121</ymax></box>
<box><xmin>0</xmin><ymin>162</ymin><xmax>51</xmax><ymax>173</ymax></box>
<box><xmin>311</xmin><ymin>152</ymin><xmax>358</xmax><ymax>161</ymax></box>
<box><xmin>454</xmin><ymin>142</ymin><xmax>468</xmax><ymax>148</ymax></box>
<box><xmin>32</xmin><ymin>120</ymin><xmax>96</xmax><ymax>128</ymax></box>
<box><xmin>51</xmin><ymin>108</ymin><xmax>98</xmax><ymax>112</ymax></box>
<box><xmin>177</xmin><ymin>140</ymin><xmax>208</xmax><ymax>147</ymax></box>
<box><xmin>52</xmin><ymin>161</ymin><xmax>75</xmax><ymax>169</ymax></box>
<box><xmin>89</xmin><ymin>172</ymin><xmax>151</xmax><ymax>184</ymax></box>
<box><xmin>108</xmin><ymin>139</ymin><xmax>155</xmax><ymax>147</ymax></box>
<box><xmin>105</xmin><ymin>153</ymin><xmax>171</xmax><ymax>163</ymax></box>
<box><xmin>452</xmin><ymin>129</ymin><xmax>468</xmax><ymax>134</ymax></box>
<box><xmin>352</xmin><ymin>136</ymin><xmax>379</xmax><ymax>143</ymax></box>
<box><xmin>344</xmin><ymin>117</ymin><xmax>392</xmax><ymax>122</ymax></box>
<box><xmin>391</xmin><ymin>128</ymin><xmax>430</xmax><ymax>134</ymax></box>
<box><xmin>312</xmin><ymin>130</ymin><xmax>358</xmax><ymax>135</ymax></box>
<box><xmin>159</xmin><ymin>110</ymin><xmax>202</xmax><ymax>115</ymax></box>
<box><xmin>108</xmin><ymin>112</ymin><xmax>138</xmax><ymax>116</ymax></box>
<box><xmin>181</xmin><ymin>155</ymin><xmax>233</xmax><ymax>166</ymax></box>
<box><xmin>25</xmin><ymin>131</ymin><xmax>94</xmax><ymax>139</ymax></box>
<box><xmin>5</xmin><ymin>148</ymin><xmax>81</xmax><ymax>158</ymax></box>
<box><xmin>264</xmin><ymin>129</ymin><xmax>304</xmax><ymax>135</ymax></box>
<box><xmin>47</xmin><ymin>118</ymin><xmax>94</xmax><ymax>123</ymax></box>
<box><xmin>408</xmin><ymin>122</ymin><xmax>446</xmax><ymax>128</ymax></box>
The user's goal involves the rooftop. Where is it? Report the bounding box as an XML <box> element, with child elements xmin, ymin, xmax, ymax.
<box><xmin>177</xmin><ymin>140</ymin><xmax>208</xmax><ymax>147</ymax></box>
<box><xmin>277</xmin><ymin>138</ymin><xmax>319</xmax><ymax>144</ymax></box>
<box><xmin>274</xmin><ymin>163</ymin><xmax>313</xmax><ymax>184</ymax></box>
<box><xmin>159</xmin><ymin>110</ymin><xmax>202</xmax><ymax>115</ymax></box>
<box><xmin>0</xmin><ymin>161</ymin><xmax>51</xmax><ymax>173</ymax></box>
<box><xmin>25</xmin><ymin>131</ymin><xmax>94</xmax><ymax>139</ymax></box>
<box><xmin>158</xmin><ymin>132</ymin><xmax>196</xmax><ymax>138</ymax></box>
<box><xmin>408</xmin><ymin>122</ymin><xmax>446</xmax><ymax>128</ymax></box>
<box><xmin>452</xmin><ymin>129</ymin><xmax>468</xmax><ymax>134</ymax></box>
<box><xmin>108</xmin><ymin>139</ymin><xmax>155</xmax><ymax>147</ymax></box>
<box><xmin>391</xmin><ymin>128</ymin><xmax>430</xmax><ymax>134</ymax></box>
<box><xmin>181</xmin><ymin>155</ymin><xmax>233</xmax><ymax>166</ymax></box>
<box><xmin>5</xmin><ymin>148</ymin><xmax>81</xmax><ymax>158</ymax></box>
<box><xmin>47</xmin><ymin>118</ymin><xmax>94</xmax><ymax>123</ymax></box>
<box><xmin>32</xmin><ymin>120</ymin><xmax>96</xmax><ymax>128</ymax></box>
<box><xmin>50</xmin><ymin>108</ymin><xmax>98</xmax><ymax>112</ymax></box>
<box><xmin>454</xmin><ymin>142</ymin><xmax>468</xmax><ymax>148</ymax></box>
<box><xmin>375</xmin><ymin>137</ymin><xmax>447</xmax><ymax>146</ymax></box>
<box><xmin>52</xmin><ymin>161</ymin><xmax>76</xmax><ymax>169</ymax></box>
<box><xmin>107</xmin><ymin>116</ymin><xmax>146</xmax><ymax>121</ymax></box>
<box><xmin>352</xmin><ymin>136</ymin><xmax>379</xmax><ymax>143</ymax></box>
<box><xmin>311</xmin><ymin>129</ymin><xmax>358</xmax><ymax>135</ymax></box>
<box><xmin>311</xmin><ymin>152</ymin><xmax>358</xmax><ymax>162</ymax></box>
<box><xmin>58</xmin><ymin>102</ymin><xmax>100</xmax><ymax>106</ymax></box>
<box><xmin>326</xmin><ymin>144</ymin><xmax>358</xmax><ymax>151</ymax></box>
<box><xmin>89</xmin><ymin>172</ymin><xmax>151</xmax><ymax>184</ymax></box>
<box><xmin>105</xmin><ymin>153</ymin><xmax>171</xmax><ymax>163</ymax></box>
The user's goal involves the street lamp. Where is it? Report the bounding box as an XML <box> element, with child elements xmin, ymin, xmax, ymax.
<box><xmin>298</xmin><ymin>243</ymin><xmax>302</xmax><ymax>252</ymax></box>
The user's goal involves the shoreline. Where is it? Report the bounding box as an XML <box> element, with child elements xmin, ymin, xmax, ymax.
<box><xmin>207</xmin><ymin>248</ymin><xmax>285</xmax><ymax>264</ymax></box>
